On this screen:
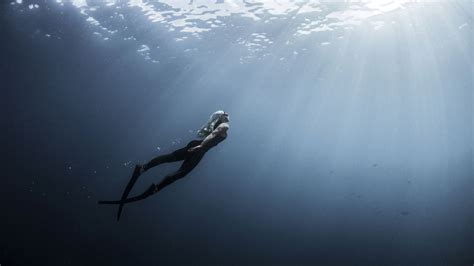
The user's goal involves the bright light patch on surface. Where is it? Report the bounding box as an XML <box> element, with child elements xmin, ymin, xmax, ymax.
<box><xmin>65</xmin><ymin>0</ymin><xmax>418</xmax><ymax>37</ymax></box>
<box><xmin>71</xmin><ymin>0</ymin><xmax>87</xmax><ymax>8</ymax></box>
<box><xmin>458</xmin><ymin>23</ymin><xmax>468</xmax><ymax>29</ymax></box>
<box><xmin>137</xmin><ymin>44</ymin><xmax>150</xmax><ymax>53</ymax></box>
<box><xmin>86</xmin><ymin>17</ymin><xmax>100</xmax><ymax>26</ymax></box>
<box><xmin>17</xmin><ymin>0</ymin><xmax>469</xmax><ymax>65</ymax></box>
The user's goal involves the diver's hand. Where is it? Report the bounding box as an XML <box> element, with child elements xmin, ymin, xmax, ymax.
<box><xmin>188</xmin><ymin>145</ymin><xmax>202</xmax><ymax>153</ymax></box>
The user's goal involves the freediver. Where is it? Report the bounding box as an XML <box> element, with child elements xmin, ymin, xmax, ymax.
<box><xmin>98</xmin><ymin>110</ymin><xmax>229</xmax><ymax>220</ymax></box>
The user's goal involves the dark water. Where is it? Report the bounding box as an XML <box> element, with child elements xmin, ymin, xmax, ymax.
<box><xmin>2</xmin><ymin>1</ymin><xmax>473</xmax><ymax>265</ymax></box>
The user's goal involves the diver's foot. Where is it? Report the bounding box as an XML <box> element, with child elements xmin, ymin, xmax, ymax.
<box><xmin>136</xmin><ymin>164</ymin><xmax>145</xmax><ymax>175</ymax></box>
<box><xmin>146</xmin><ymin>183</ymin><xmax>157</xmax><ymax>196</ymax></box>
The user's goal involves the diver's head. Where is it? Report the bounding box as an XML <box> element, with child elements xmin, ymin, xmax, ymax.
<box><xmin>209</xmin><ymin>110</ymin><xmax>229</xmax><ymax>124</ymax></box>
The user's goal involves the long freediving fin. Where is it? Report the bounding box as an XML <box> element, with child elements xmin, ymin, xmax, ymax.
<box><xmin>98</xmin><ymin>184</ymin><xmax>156</xmax><ymax>205</ymax></box>
<box><xmin>116</xmin><ymin>165</ymin><xmax>143</xmax><ymax>221</ymax></box>
<box><xmin>98</xmin><ymin>199</ymin><xmax>123</xmax><ymax>204</ymax></box>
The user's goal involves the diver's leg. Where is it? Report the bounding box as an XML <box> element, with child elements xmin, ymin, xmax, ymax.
<box><xmin>98</xmin><ymin>163</ymin><xmax>199</xmax><ymax>206</ymax></box>
<box><xmin>142</xmin><ymin>140</ymin><xmax>201</xmax><ymax>171</ymax></box>
<box><xmin>97</xmin><ymin>150</ymin><xmax>205</xmax><ymax>221</ymax></box>
<box><xmin>117</xmin><ymin>148</ymin><xmax>184</xmax><ymax>218</ymax></box>
<box><xmin>98</xmin><ymin>154</ymin><xmax>204</xmax><ymax>206</ymax></box>
<box><xmin>97</xmin><ymin>159</ymin><xmax>199</xmax><ymax>205</ymax></box>
<box><xmin>153</xmin><ymin>152</ymin><xmax>204</xmax><ymax>194</ymax></box>
<box><xmin>115</xmin><ymin>141</ymin><xmax>200</xmax><ymax>220</ymax></box>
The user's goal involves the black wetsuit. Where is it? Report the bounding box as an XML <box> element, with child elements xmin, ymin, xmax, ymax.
<box><xmin>98</xmin><ymin>125</ymin><xmax>228</xmax><ymax>210</ymax></box>
<box><xmin>143</xmin><ymin>134</ymin><xmax>227</xmax><ymax>194</ymax></box>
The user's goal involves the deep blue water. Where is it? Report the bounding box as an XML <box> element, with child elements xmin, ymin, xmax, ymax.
<box><xmin>2</xmin><ymin>1</ymin><xmax>473</xmax><ymax>265</ymax></box>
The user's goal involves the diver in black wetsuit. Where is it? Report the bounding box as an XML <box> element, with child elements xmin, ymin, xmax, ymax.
<box><xmin>98</xmin><ymin>110</ymin><xmax>229</xmax><ymax>220</ymax></box>
<box><xmin>142</xmin><ymin>111</ymin><xmax>229</xmax><ymax>195</ymax></box>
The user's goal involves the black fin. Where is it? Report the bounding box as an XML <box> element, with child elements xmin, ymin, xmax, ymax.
<box><xmin>116</xmin><ymin>165</ymin><xmax>142</xmax><ymax>221</ymax></box>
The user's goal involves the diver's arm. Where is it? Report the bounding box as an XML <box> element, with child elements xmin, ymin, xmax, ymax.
<box><xmin>189</xmin><ymin>124</ymin><xmax>228</xmax><ymax>151</ymax></box>
<box><xmin>200</xmin><ymin>124</ymin><xmax>228</xmax><ymax>148</ymax></box>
